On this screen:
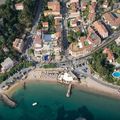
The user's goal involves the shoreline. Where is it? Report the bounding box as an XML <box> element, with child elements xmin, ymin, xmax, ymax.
<box><xmin>3</xmin><ymin>78</ymin><xmax>120</xmax><ymax>100</ymax></box>
<box><xmin>2</xmin><ymin>68</ymin><xmax>120</xmax><ymax>100</ymax></box>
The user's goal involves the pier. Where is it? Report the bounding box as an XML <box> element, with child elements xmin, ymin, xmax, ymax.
<box><xmin>0</xmin><ymin>93</ymin><xmax>16</xmax><ymax>108</ymax></box>
<box><xmin>23</xmin><ymin>82</ymin><xmax>26</xmax><ymax>89</ymax></box>
<box><xmin>66</xmin><ymin>83</ymin><xmax>72</xmax><ymax>97</ymax></box>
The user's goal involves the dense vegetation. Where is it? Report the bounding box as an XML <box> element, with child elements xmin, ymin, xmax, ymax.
<box><xmin>89</xmin><ymin>42</ymin><xmax>120</xmax><ymax>85</ymax></box>
<box><xmin>89</xmin><ymin>49</ymin><xmax>115</xmax><ymax>82</ymax></box>
<box><xmin>109</xmin><ymin>43</ymin><xmax>120</xmax><ymax>64</ymax></box>
<box><xmin>0</xmin><ymin>0</ymin><xmax>36</xmax><ymax>82</ymax></box>
<box><xmin>0</xmin><ymin>0</ymin><xmax>36</xmax><ymax>63</ymax></box>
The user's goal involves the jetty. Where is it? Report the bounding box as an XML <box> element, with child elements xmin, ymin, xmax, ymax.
<box><xmin>23</xmin><ymin>82</ymin><xmax>26</xmax><ymax>89</ymax></box>
<box><xmin>0</xmin><ymin>93</ymin><xmax>16</xmax><ymax>108</ymax></box>
<box><xmin>66</xmin><ymin>83</ymin><xmax>72</xmax><ymax>97</ymax></box>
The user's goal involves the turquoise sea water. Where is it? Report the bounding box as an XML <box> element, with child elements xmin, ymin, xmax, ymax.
<box><xmin>0</xmin><ymin>82</ymin><xmax>120</xmax><ymax>120</ymax></box>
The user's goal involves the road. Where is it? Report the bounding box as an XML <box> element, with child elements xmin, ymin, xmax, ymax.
<box><xmin>61</xmin><ymin>0</ymin><xmax>69</xmax><ymax>56</ymax></box>
<box><xmin>23</xmin><ymin>0</ymin><xmax>44</xmax><ymax>57</ymax></box>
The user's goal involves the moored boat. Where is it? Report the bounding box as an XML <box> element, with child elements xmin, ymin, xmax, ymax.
<box><xmin>32</xmin><ymin>102</ymin><xmax>37</xmax><ymax>106</ymax></box>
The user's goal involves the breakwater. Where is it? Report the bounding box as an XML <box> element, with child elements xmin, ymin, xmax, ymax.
<box><xmin>0</xmin><ymin>93</ymin><xmax>16</xmax><ymax>108</ymax></box>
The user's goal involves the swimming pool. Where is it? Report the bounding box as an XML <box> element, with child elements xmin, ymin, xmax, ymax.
<box><xmin>112</xmin><ymin>71</ymin><xmax>120</xmax><ymax>78</ymax></box>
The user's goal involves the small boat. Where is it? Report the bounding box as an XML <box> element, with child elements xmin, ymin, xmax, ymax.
<box><xmin>32</xmin><ymin>102</ymin><xmax>37</xmax><ymax>106</ymax></box>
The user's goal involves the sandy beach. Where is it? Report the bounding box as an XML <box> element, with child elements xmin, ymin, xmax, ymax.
<box><xmin>3</xmin><ymin>68</ymin><xmax>120</xmax><ymax>99</ymax></box>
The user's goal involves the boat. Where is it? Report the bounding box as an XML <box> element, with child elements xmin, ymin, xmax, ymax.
<box><xmin>32</xmin><ymin>102</ymin><xmax>37</xmax><ymax>106</ymax></box>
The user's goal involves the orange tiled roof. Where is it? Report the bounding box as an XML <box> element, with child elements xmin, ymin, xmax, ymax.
<box><xmin>93</xmin><ymin>21</ymin><xmax>108</xmax><ymax>36</ymax></box>
<box><xmin>103</xmin><ymin>48</ymin><xmax>114</xmax><ymax>61</ymax></box>
<box><xmin>103</xmin><ymin>12</ymin><xmax>120</xmax><ymax>27</ymax></box>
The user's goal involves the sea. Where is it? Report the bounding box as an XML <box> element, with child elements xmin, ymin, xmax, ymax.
<box><xmin>0</xmin><ymin>81</ymin><xmax>120</xmax><ymax>120</ymax></box>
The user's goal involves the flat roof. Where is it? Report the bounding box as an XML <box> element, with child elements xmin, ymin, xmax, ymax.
<box><xmin>0</xmin><ymin>0</ymin><xmax>5</xmax><ymax>5</ymax></box>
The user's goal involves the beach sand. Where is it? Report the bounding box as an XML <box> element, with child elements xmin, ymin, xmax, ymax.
<box><xmin>3</xmin><ymin>68</ymin><xmax>120</xmax><ymax>100</ymax></box>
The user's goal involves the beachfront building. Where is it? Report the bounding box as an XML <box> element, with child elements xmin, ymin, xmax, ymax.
<box><xmin>33</xmin><ymin>30</ymin><xmax>43</xmax><ymax>58</ymax></box>
<box><xmin>15</xmin><ymin>3</ymin><xmax>24</xmax><ymax>10</ymax></box>
<box><xmin>69</xmin><ymin>17</ymin><xmax>81</xmax><ymax>28</ymax></box>
<box><xmin>0</xmin><ymin>57</ymin><xmax>14</xmax><ymax>73</ymax></box>
<box><xmin>13</xmin><ymin>38</ymin><xmax>24</xmax><ymax>53</ymax></box>
<box><xmin>58</xmin><ymin>71</ymin><xmax>77</xmax><ymax>84</ymax></box>
<box><xmin>103</xmin><ymin>12</ymin><xmax>120</xmax><ymax>29</ymax></box>
<box><xmin>42</xmin><ymin>32</ymin><xmax>61</xmax><ymax>60</ymax></box>
<box><xmin>33</xmin><ymin>30</ymin><xmax>61</xmax><ymax>61</ymax></box>
<box><xmin>93</xmin><ymin>21</ymin><xmax>108</xmax><ymax>38</ymax></box>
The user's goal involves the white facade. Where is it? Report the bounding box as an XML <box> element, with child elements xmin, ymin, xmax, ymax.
<box><xmin>1</xmin><ymin>57</ymin><xmax>14</xmax><ymax>73</ymax></box>
<box><xmin>101</xmin><ymin>32</ymin><xmax>108</xmax><ymax>38</ymax></box>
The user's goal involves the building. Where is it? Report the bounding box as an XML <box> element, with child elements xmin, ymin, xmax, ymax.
<box><xmin>1</xmin><ymin>57</ymin><xmax>14</xmax><ymax>73</ymax></box>
<box><xmin>103</xmin><ymin>12</ymin><xmax>120</xmax><ymax>29</ymax></box>
<box><xmin>87</xmin><ymin>27</ymin><xmax>101</xmax><ymax>46</ymax></box>
<box><xmin>58</xmin><ymin>71</ymin><xmax>77</xmax><ymax>84</ymax></box>
<box><xmin>0</xmin><ymin>0</ymin><xmax>5</xmax><ymax>5</ymax></box>
<box><xmin>44</xmin><ymin>1</ymin><xmax>60</xmax><ymax>16</ymax></box>
<box><xmin>13</xmin><ymin>38</ymin><xmax>24</xmax><ymax>53</ymax></box>
<box><xmin>103</xmin><ymin>0</ymin><xmax>109</xmax><ymax>8</ymax></box>
<box><xmin>67</xmin><ymin>0</ymin><xmax>80</xmax><ymax>18</ymax></box>
<box><xmin>93</xmin><ymin>21</ymin><xmax>108</xmax><ymax>38</ymax></box>
<box><xmin>69</xmin><ymin>17</ymin><xmax>81</xmax><ymax>27</ymax></box>
<box><xmin>69</xmin><ymin>27</ymin><xmax>101</xmax><ymax>57</ymax></box>
<box><xmin>88</xmin><ymin>2</ymin><xmax>96</xmax><ymax>22</ymax></box>
<box><xmin>42</xmin><ymin>22</ymin><xmax>49</xmax><ymax>28</ymax></box>
<box><xmin>103</xmin><ymin>48</ymin><xmax>115</xmax><ymax>63</ymax></box>
<box><xmin>54</xmin><ymin>15</ymin><xmax>62</xmax><ymax>28</ymax></box>
<box><xmin>69</xmin><ymin>37</ymin><xmax>92</xmax><ymax>57</ymax></box>
<box><xmin>15</xmin><ymin>3</ymin><xmax>24</xmax><ymax>10</ymax></box>
<box><xmin>33</xmin><ymin>30</ymin><xmax>43</xmax><ymax>58</ymax></box>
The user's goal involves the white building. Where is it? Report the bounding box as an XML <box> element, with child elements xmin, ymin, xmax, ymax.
<box><xmin>58</xmin><ymin>72</ymin><xmax>77</xmax><ymax>84</ymax></box>
<box><xmin>33</xmin><ymin>30</ymin><xmax>43</xmax><ymax>58</ymax></box>
<box><xmin>115</xmin><ymin>36</ymin><xmax>120</xmax><ymax>46</ymax></box>
<box><xmin>1</xmin><ymin>57</ymin><xmax>14</xmax><ymax>73</ymax></box>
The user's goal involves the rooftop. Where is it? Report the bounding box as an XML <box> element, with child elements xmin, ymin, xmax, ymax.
<box><xmin>93</xmin><ymin>21</ymin><xmax>108</xmax><ymax>37</ymax></box>
<box><xmin>103</xmin><ymin>12</ymin><xmax>120</xmax><ymax>27</ymax></box>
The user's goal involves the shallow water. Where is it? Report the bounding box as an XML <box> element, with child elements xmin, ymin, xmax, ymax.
<box><xmin>0</xmin><ymin>82</ymin><xmax>120</xmax><ymax>120</ymax></box>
